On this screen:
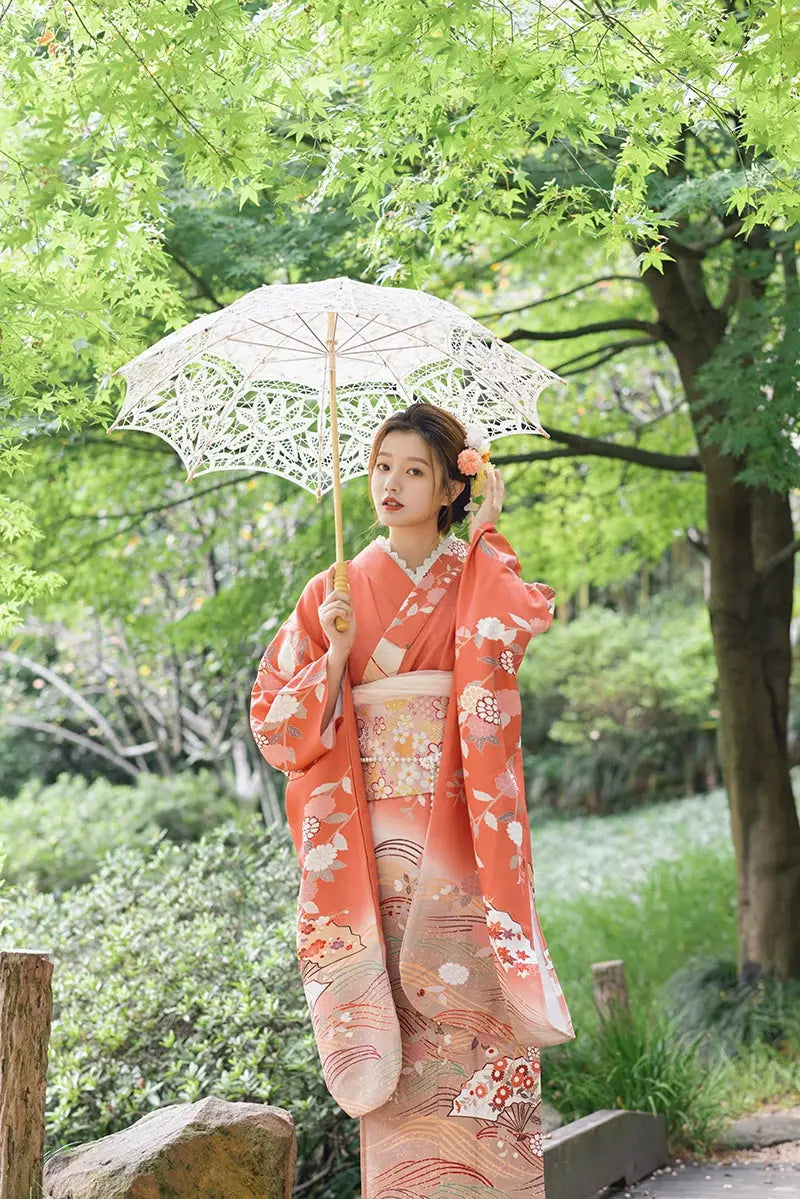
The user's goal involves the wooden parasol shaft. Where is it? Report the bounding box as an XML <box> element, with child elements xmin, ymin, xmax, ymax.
<box><xmin>326</xmin><ymin>312</ymin><xmax>350</xmax><ymax>631</ymax></box>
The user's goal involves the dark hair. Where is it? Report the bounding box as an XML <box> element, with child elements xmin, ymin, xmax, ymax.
<box><xmin>367</xmin><ymin>401</ymin><xmax>471</xmax><ymax>535</ymax></box>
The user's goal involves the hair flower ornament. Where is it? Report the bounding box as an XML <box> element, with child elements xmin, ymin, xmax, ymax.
<box><xmin>457</xmin><ymin>447</ymin><xmax>484</xmax><ymax>476</ymax></box>
<box><xmin>458</xmin><ymin>423</ymin><xmax>493</xmax><ymax>513</ymax></box>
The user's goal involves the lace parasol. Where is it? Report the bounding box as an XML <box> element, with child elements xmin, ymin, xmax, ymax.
<box><xmin>109</xmin><ymin>276</ymin><xmax>564</xmax><ymax>604</ymax></box>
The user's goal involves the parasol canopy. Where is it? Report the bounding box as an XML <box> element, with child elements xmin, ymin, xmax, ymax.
<box><xmin>109</xmin><ymin>276</ymin><xmax>563</xmax><ymax>500</ymax></box>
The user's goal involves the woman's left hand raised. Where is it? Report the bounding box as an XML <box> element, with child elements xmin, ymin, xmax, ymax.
<box><xmin>469</xmin><ymin>465</ymin><xmax>504</xmax><ymax>535</ymax></box>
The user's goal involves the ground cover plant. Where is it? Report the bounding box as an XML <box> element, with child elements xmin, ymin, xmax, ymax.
<box><xmin>2</xmin><ymin>779</ymin><xmax>798</xmax><ymax>1193</ymax></box>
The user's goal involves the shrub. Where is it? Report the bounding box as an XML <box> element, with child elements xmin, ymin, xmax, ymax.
<box><xmin>664</xmin><ymin>955</ymin><xmax>800</xmax><ymax>1059</ymax></box>
<box><xmin>0</xmin><ymin>770</ymin><xmax>244</xmax><ymax>892</ymax></box>
<box><xmin>519</xmin><ymin>598</ymin><xmax>719</xmax><ymax>812</ymax></box>
<box><xmin>0</xmin><ymin>822</ymin><xmax>357</xmax><ymax>1199</ymax></box>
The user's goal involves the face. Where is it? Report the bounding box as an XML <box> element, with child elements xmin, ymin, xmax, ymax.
<box><xmin>370</xmin><ymin>429</ymin><xmax>460</xmax><ymax>530</ymax></box>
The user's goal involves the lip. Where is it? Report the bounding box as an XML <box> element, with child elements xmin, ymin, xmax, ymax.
<box><xmin>382</xmin><ymin>499</ymin><xmax>404</xmax><ymax>509</ymax></box>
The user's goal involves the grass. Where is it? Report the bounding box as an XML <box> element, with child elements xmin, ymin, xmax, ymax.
<box><xmin>530</xmin><ymin>789</ymin><xmax>800</xmax><ymax>1149</ymax></box>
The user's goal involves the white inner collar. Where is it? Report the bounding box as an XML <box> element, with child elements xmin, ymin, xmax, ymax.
<box><xmin>375</xmin><ymin>534</ymin><xmax>461</xmax><ymax>584</ymax></box>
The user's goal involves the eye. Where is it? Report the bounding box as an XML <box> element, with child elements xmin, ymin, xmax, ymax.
<box><xmin>409</xmin><ymin>468</ymin><xmax>423</xmax><ymax>476</ymax></box>
<box><xmin>376</xmin><ymin>462</ymin><xmax>389</xmax><ymax>471</ymax></box>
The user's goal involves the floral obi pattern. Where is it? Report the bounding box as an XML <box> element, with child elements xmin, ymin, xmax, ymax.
<box><xmin>353</xmin><ymin>673</ymin><xmax>452</xmax><ymax>801</ymax></box>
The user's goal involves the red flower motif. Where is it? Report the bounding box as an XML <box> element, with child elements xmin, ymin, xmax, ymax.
<box><xmin>492</xmin><ymin>1084</ymin><xmax>513</xmax><ymax>1108</ymax></box>
<box><xmin>299</xmin><ymin>938</ymin><xmax>327</xmax><ymax>959</ymax></box>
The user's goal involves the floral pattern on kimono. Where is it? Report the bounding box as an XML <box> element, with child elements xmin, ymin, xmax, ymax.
<box><xmin>250</xmin><ymin>523</ymin><xmax>573</xmax><ymax>1120</ymax></box>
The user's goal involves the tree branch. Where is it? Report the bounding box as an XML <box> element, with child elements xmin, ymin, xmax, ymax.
<box><xmin>505</xmin><ymin>318</ymin><xmax>663</xmax><ymax>343</ymax></box>
<box><xmin>164</xmin><ymin>243</ymin><xmax>225</xmax><ymax>310</ymax></box>
<box><xmin>56</xmin><ymin>471</ymin><xmax>263</xmax><ymax>524</ymax></box>
<box><xmin>0</xmin><ymin>648</ymin><xmax>127</xmax><ymax>752</ymax></box>
<box><xmin>664</xmin><ymin>219</ymin><xmax>745</xmax><ymax>260</ymax></box>
<box><xmin>494</xmin><ymin>426</ymin><xmax>702</xmax><ymax>473</ymax></box>
<box><xmin>758</xmin><ymin>538</ymin><xmax>800</xmax><ymax>579</ymax></box>
<box><xmin>554</xmin><ymin>336</ymin><xmax>662</xmax><ymax>375</ymax></box>
<box><xmin>474</xmin><ymin>274</ymin><xmax>644</xmax><ymax>321</ymax></box>
<box><xmin>1</xmin><ymin>715</ymin><xmax>143</xmax><ymax>779</ymax></box>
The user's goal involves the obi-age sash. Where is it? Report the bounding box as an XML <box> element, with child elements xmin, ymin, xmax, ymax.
<box><xmin>250</xmin><ymin>524</ymin><xmax>574</xmax><ymax>1117</ymax></box>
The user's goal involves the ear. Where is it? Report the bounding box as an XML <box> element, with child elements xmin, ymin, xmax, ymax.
<box><xmin>449</xmin><ymin>479</ymin><xmax>466</xmax><ymax>503</ymax></box>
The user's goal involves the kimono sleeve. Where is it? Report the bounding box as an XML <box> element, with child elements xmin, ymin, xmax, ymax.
<box><xmin>467</xmin><ymin>521</ymin><xmax>555</xmax><ymax>658</ymax></box>
<box><xmin>250</xmin><ymin>571</ymin><xmax>344</xmax><ymax>775</ymax></box>
<box><xmin>454</xmin><ymin>522</ymin><xmax>574</xmax><ymax>1045</ymax></box>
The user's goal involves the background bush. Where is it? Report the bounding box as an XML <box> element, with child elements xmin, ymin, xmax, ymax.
<box><xmin>0</xmin><ymin>770</ymin><xmax>245</xmax><ymax>892</ymax></box>
<box><xmin>519</xmin><ymin>597</ymin><xmax>719</xmax><ymax>813</ymax></box>
<box><xmin>1</xmin><ymin>822</ymin><xmax>358</xmax><ymax>1199</ymax></box>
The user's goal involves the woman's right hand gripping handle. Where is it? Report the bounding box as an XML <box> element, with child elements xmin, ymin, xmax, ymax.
<box><xmin>319</xmin><ymin>566</ymin><xmax>356</xmax><ymax>729</ymax></box>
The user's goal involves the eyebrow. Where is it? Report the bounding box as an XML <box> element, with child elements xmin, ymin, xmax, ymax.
<box><xmin>376</xmin><ymin>452</ymin><xmax>430</xmax><ymax>465</ymax></box>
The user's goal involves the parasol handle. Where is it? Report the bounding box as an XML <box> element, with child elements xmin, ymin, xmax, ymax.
<box><xmin>334</xmin><ymin>562</ymin><xmax>349</xmax><ymax>633</ymax></box>
<box><xmin>327</xmin><ymin>311</ymin><xmax>351</xmax><ymax>633</ymax></box>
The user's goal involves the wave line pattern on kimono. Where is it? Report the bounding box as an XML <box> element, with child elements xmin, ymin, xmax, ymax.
<box><xmin>249</xmin><ymin>525</ymin><xmax>574</xmax><ymax>1120</ymax></box>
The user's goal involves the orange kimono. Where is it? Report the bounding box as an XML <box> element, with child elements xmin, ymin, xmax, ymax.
<box><xmin>250</xmin><ymin>523</ymin><xmax>574</xmax><ymax>1199</ymax></box>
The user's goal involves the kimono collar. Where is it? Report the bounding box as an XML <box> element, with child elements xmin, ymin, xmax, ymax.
<box><xmin>374</xmin><ymin>534</ymin><xmax>464</xmax><ymax>585</ymax></box>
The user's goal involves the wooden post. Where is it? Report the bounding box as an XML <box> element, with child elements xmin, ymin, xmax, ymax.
<box><xmin>0</xmin><ymin>950</ymin><xmax>53</xmax><ymax>1199</ymax></box>
<box><xmin>591</xmin><ymin>959</ymin><xmax>630</xmax><ymax>1021</ymax></box>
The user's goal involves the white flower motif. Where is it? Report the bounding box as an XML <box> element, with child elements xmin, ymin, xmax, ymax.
<box><xmin>507</xmin><ymin>820</ymin><xmax>523</xmax><ymax>847</ymax></box>
<box><xmin>460</xmin><ymin>683</ymin><xmax>491</xmax><ymax>715</ymax></box>
<box><xmin>398</xmin><ymin>762</ymin><xmax>419</xmax><ymax>790</ymax></box>
<box><xmin>499</xmin><ymin>649</ymin><xmax>516</xmax><ymax>674</ymax></box>
<box><xmin>276</xmin><ymin>636</ymin><xmax>297</xmax><ymax>677</ymax></box>
<box><xmin>438</xmin><ymin>961</ymin><xmax>470</xmax><ymax>985</ymax></box>
<box><xmin>476</xmin><ymin>616</ymin><xmax>506</xmax><ymax>640</ymax></box>
<box><xmin>302</xmin><ymin>816</ymin><xmax>320</xmax><ymax>841</ymax></box>
<box><xmin>303</xmin><ymin>843</ymin><xmax>338</xmax><ymax>872</ymax></box>
<box><xmin>267</xmin><ymin>692</ymin><xmax>300</xmax><ymax>723</ymax></box>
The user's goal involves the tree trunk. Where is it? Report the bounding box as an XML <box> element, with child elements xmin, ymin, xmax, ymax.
<box><xmin>0</xmin><ymin>950</ymin><xmax>53</xmax><ymax>1199</ymax></box>
<box><xmin>641</xmin><ymin>254</ymin><xmax>800</xmax><ymax>980</ymax></box>
<box><xmin>704</xmin><ymin>453</ymin><xmax>800</xmax><ymax>978</ymax></box>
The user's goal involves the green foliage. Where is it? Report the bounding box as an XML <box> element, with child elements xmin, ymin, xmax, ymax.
<box><xmin>1</xmin><ymin>822</ymin><xmax>359</xmax><ymax>1199</ymax></box>
<box><xmin>2</xmin><ymin>0</ymin><xmax>800</xmax><ymax>620</ymax></box>
<box><xmin>695</xmin><ymin>290</ymin><xmax>800</xmax><ymax>491</ymax></box>
<box><xmin>0</xmin><ymin>770</ymin><xmax>243</xmax><ymax>892</ymax></box>
<box><xmin>545</xmin><ymin>1006</ymin><xmax>726</xmax><ymax>1154</ymax></box>
<box><xmin>519</xmin><ymin>598</ymin><xmax>718</xmax><ymax>811</ymax></box>
<box><xmin>664</xmin><ymin>955</ymin><xmax>800</xmax><ymax>1058</ymax></box>
<box><xmin>539</xmin><ymin>841</ymin><xmax>740</xmax><ymax>1034</ymax></box>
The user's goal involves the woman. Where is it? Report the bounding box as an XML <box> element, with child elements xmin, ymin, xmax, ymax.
<box><xmin>250</xmin><ymin>402</ymin><xmax>574</xmax><ymax>1199</ymax></box>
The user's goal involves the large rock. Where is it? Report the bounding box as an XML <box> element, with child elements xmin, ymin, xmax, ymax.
<box><xmin>44</xmin><ymin>1096</ymin><xmax>296</xmax><ymax>1199</ymax></box>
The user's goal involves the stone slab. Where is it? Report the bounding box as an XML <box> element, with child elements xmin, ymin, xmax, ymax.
<box><xmin>719</xmin><ymin>1113</ymin><xmax>800</xmax><ymax>1150</ymax></box>
<box><xmin>543</xmin><ymin>1109</ymin><xmax>667</xmax><ymax>1199</ymax></box>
